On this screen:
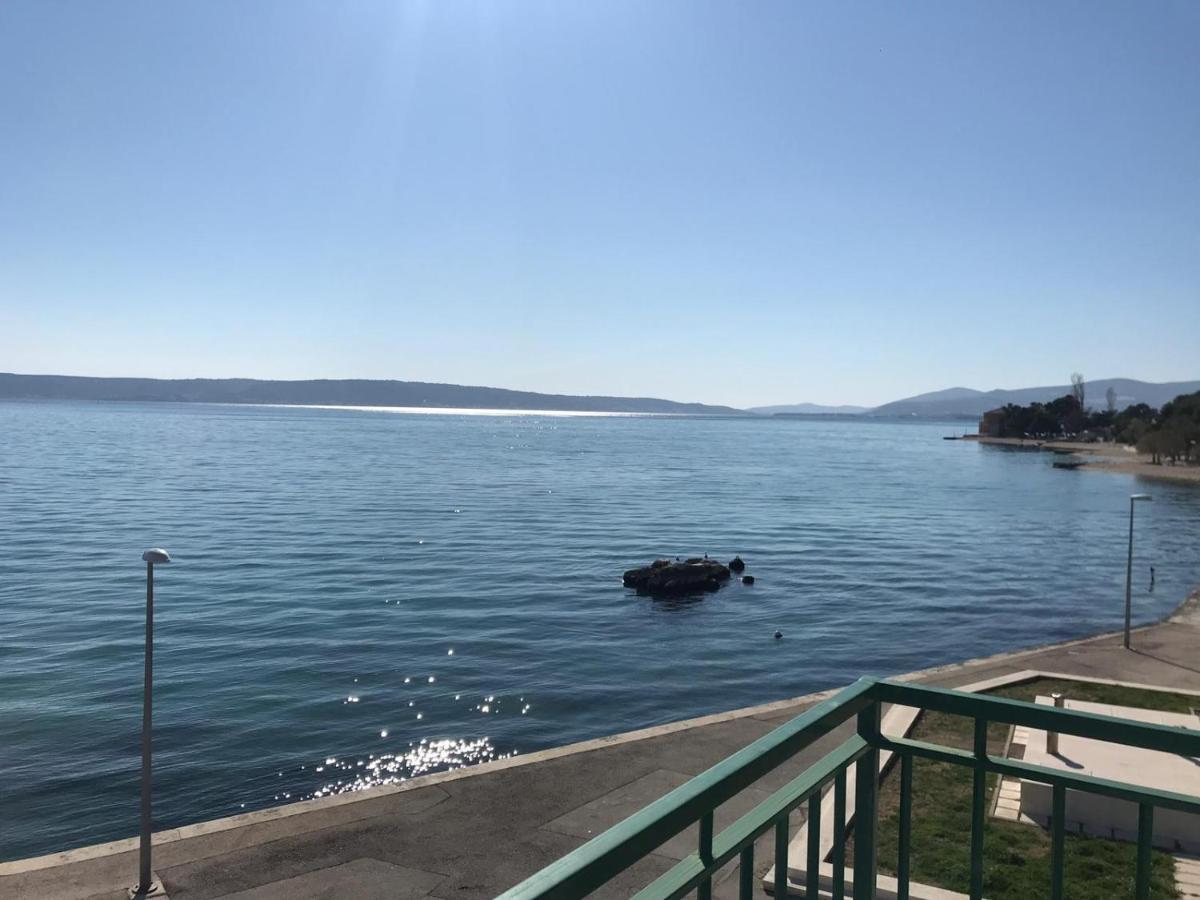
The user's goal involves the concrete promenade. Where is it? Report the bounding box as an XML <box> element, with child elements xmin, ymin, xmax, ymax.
<box><xmin>4</xmin><ymin>597</ymin><xmax>1198</xmax><ymax>900</ymax></box>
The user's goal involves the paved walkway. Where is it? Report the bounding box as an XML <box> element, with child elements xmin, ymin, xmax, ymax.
<box><xmin>3</xmin><ymin>598</ymin><xmax>1198</xmax><ymax>900</ymax></box>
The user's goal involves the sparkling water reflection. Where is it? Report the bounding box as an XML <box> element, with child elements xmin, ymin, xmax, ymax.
<box><xmin>309</xmin><ymin>737</ymin><xmax>502</xmax><ymax>799</ymax></box>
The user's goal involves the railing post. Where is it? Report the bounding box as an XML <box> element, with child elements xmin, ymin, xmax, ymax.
<box><xmin>853</xmin><ymin>702</ymin><xmax>881</xmax><ymax>900</ymax></box>
<box><xmin>832</xmin><ymin>769</ymin><xmax>847</xmax><ymax>900</ymax></box>
<box><xmin>1135</xmin><ymin>803</ymin><xmax>1154</xmax><ymax>900</ymax></box>
<box><xmin>897</xmin><ymin>753</ymin><xmax>912</xmax><ymax>900</ymax></box>
<box><xmin>738</xmin><ymin>843</ymin><xmax>754</xmax><ymax>900</ymax></box>
<box><xmin>807</xmin><ymin>792</ymin><xmax>821</xmax><ymax>900</ymax></box>
<box><xmin>697</xmin><ymin>811</ymin><xmax>713</xmax><ymax>900</ymax></box>
<box><xmin>969</xmin><ymin>719</ymin><xmax>987</xmax><ymax>900</ymax></box>
<box><xmin>774</xmin><ymin>817</ymin><xmax>790</xmax><ymax>898</ymax></box>
<box><xmin>1050</xmin><ymin>784</ymin><xmax>1065</xmax><ymax>900</ymax></box>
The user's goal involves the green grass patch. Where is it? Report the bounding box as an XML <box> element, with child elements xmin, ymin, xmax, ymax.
<box><xmin>844</xmin><ymin>677</ymin><xmax>1187</xmax><ymax>899</ymax></box>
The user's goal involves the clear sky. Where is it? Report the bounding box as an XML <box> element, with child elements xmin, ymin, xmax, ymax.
<box><xmin>1</xmin><ymin>1</ymin><xmax>1197</xmax><ymax>408</ymax></box>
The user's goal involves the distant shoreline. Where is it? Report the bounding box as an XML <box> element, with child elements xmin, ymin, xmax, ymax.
<box><xmin>966</xmin><ymin>435</ymin><xmax>1200</xmax><ymax>484</ymax></box>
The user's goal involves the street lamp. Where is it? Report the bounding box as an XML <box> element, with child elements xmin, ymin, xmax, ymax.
<box><xmin>131</xmin><ymin>548</ymin><xmax>170</xmax><ymax>899</ymax></box>
<box><xmin>1123</xmin><ymin>496</ymin><xmax>1151</xmax><ymax>649</ymax></box>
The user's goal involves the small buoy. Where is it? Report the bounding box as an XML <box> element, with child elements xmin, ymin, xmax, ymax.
<box><xmin>742</xmin><ymin>575</ymin><xmax>755</xmax><ymax>585</ymax></box>
<box><xmin>774</xmin><ymin>630</ymin><xmax>783</xmax><ymax>640</ymax></box>
<box><xmin>729</xmin><ymin>556</ymin><xmax>746</xmax><ymax>573</ymax></box>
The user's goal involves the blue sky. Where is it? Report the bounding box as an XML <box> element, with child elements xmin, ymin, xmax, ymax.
<box><xmin>1</xmin><ymin>1</ymin><xmax>1197</xmax><ymax>407</ymax></box>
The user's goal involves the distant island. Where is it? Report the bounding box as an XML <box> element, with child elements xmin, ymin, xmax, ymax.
<box><xmin>0</xmin><ymin>373</ymin><xmax>747</xmax><ymax>416</ymax></box>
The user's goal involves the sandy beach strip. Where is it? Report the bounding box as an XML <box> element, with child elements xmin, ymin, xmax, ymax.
<box><xmin>1079</xmin><ymin>456</ymin><xmax>1200</xmax><ymax>483</ymax></box>
<box><xmin>964</xmin><ymin>435</ymin><xmax>1200</xmax><ymax>484</ymax></box>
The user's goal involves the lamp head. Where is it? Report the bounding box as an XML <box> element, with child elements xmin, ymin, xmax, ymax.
<box><xmin>142</xmin><ymin>548</ymin><xmax>171</xmax><ymax>564</ymax></box>
<box><xmin>1131</xmin><ymin>494</ymin><xmax>1152</xmax><ymax>502</ymax></box>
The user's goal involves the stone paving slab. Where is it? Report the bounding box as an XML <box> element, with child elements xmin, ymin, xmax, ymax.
<box><xmin>4</xmin><ymin>598</ymin><xmax>1198</xmax><ymax>900</ymax></box>
<box><xmin>1177</xmin><ymin>855</ymin><xmax>1200</xmax><ymax>898</ymax></box>
<box><xmin>216</xmin><ymin>858</ymin><xmax>445</xmax><ymax>900</ymax></box>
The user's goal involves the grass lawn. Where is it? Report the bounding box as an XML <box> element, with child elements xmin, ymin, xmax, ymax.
<box><xmin>844</xmin><ymin>677</ymin><xmax>1186</xmax><ymax>899</ymax></box>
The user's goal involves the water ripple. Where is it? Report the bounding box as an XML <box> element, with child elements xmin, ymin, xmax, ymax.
<box><xmin>0</xmin><ymin>400</ymin><xmax>1198</xmax><ymax>861</ymax></box>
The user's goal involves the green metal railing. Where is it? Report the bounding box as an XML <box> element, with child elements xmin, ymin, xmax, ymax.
<box><xmin>498</xmin><ymin>676</ymin><xmax>1200</xmax><ymax>900</ymax></box>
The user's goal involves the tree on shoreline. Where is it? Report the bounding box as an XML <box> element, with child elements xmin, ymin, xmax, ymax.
<box><xmin>995</xmin><ymin>393</ymin><xmax>1082</xmax><ymax>439</ymax></box>
<box><xmin>1071</xmin><ymin>372</ymin><xmax>1085</xmax><ymax>410</ymax></box>
<box><xmin>1114</xmin><ymin>403</ymin><xmax>1155</xmax><ymax>444</ymax></box>
<box><xmin>987</xmin><ymin>390</ymin><xmax>1199</xmax><ymax>466</ymax></box>
<box><xmin>1139</xmin><ymin>392</ymin><xmax>1200</xmax><ymax>465</ymax></box>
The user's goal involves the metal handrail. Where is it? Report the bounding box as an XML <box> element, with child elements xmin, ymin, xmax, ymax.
<box><xmin>499</xmin><ymin>678</ymin><xmax>1200</xmax><ymax>900</ymax></box>
<box><xmin>498</xmin><ymin>677</ymin><xmax>875</xmax><ymax>899</ymax></box>
<box><xmin>633</xmin><ymin>737</ymin><xmax>870</xmax><ymax>900</ymax></box>
<box><xmin>874</xmin><ymin>680</ymin><xmax>1200</xmax><ymax>757</ymax></box>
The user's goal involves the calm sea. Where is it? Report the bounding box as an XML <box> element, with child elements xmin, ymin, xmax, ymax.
<box><xmin>2</xmin><ymin>400</ymin><xmax>1198</xmax><ymax>861</ymax></box>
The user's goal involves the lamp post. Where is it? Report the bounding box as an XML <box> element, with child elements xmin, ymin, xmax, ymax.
<box><xmin>132</xmin><ymin>549</ymin><xmax>170</xmax><ymax>899</ymax></box>
<box><xmin>1123</xmin><ymin>496</ymin><xmax>1151</xmax><ymax>650</ymax></box>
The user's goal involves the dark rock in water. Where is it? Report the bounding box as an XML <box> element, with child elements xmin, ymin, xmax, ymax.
<box><xmin>742</xmin><ymin>575</ymin><xmax>755</xmax><ymax>585</ymax></box>
<box><xmin>729</xmin><ymin>556</ymin><xmax>745</xmax><ymax>573</ymax></box>
<box><xmin>623</xmin><ymin>558</ymin><xmax>732</xmax><ymax>597</ymax></box>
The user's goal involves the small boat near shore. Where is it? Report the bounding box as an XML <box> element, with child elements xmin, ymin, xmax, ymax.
<box><xmin>1053</xmin><ymin>457</ymin><xmax>1087</xmax><ymax>470</ymax></box>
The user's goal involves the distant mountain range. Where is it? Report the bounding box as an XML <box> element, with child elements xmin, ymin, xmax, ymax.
<box><xmin>867</xmin><ymin>378</ymin><xmax>1200</xmax><ymax>418</ymax></box>
<box><xmin>752</xmin><ymin>379</ymin><xmax>1199</xmax><ymax>418</ymax></box>
<box><xmin>748</xmin><ymin>403</ymin><xmax>870</xmax><ymax>416</ymax></box>
<box><xmin>4</xmin><ymin>372</ymin><xmax>1197</xmax><ymax>420</ymax></box>
<box><xmin>0</xmin><ymin>373</ymin><xmax>746</xmax><ymax>416</ymax></box>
